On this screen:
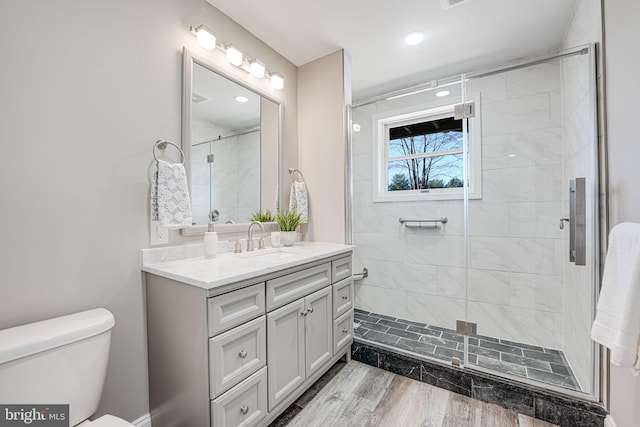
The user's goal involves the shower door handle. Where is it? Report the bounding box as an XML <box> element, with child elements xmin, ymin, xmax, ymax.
<box><xmin>568</xmin><ymin>178</ymin><xmax>586</xmax><ymax>266</ymax></box>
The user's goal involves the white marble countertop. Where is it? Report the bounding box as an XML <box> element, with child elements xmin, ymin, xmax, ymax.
<box><xmin>141</xmin><ymin>242</ymin><xmax>354</xmax><ymax>291</ymax></box>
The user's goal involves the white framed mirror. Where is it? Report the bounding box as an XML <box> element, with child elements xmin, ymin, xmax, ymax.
<box><xmin>181</xmin><ymin>48</ymin><xmax>281</xmax><ymax>233</ymax></box>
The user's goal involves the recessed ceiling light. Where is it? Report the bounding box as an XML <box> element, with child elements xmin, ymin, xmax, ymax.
<box><xmin>235</xmin><ymin>96</ymin><xmax>248</xmax><ymax>103</ymax></box>
<box><xmin>435</xmin><ymin>90</ymin><xmax>450</xmax><ymax>97</ymax></box>
<box><xmin>404</xmin><ymin>32</ymin><xmax>424</xmax><ymax>46</ymax></box>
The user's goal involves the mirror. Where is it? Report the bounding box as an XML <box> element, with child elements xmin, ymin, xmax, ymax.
<box><xmin>182</xmin><ymin>48</ymin><xmax>281</xmax><ymax>228</ymax></box>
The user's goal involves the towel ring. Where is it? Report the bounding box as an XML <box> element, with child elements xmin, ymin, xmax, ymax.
<box><xmin>288</xmin><ymin>168</ymin><xmax>305</xmax><ymax>182</ymax></box>
<box><xmin>153</xmin><ymin>139</ymin><xmax>185</xmax><ymax>164</ymax></box>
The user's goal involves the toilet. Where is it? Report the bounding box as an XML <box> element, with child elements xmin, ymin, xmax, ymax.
<box><xmin>0</xmin><ymin>308</ymin><xmax>134</xmax><ymax>426</ymax></box>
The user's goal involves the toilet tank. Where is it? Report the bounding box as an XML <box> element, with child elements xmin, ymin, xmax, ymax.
<box><xmin>0</xmin><ymin>308</ymin><xmax>115</xmax><ymax>426</ymax></box>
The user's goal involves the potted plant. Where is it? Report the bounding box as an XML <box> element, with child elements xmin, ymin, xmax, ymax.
<box><xmin>250</xmin><ymin>209</ymin><xmax>275</xmax><ymax>223</ymax></box>
<box><xmin>275</xmin><ymin>211</ymin><xmax>304</xmax><ymax>246</ymax></box>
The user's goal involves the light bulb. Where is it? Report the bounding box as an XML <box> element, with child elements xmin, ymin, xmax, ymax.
<box><xmin>249</xmin><ymin>59</ymin><xmax>266</xmax><ymax>79</ymax></box>
<box><xmin>194</xmin><ymin>25</ymin><xmax>216</xmax><ymax>50</ymax></box>
<box><xmin>404</xmin><ymin>31</ymin><xmax>424</xmax><ymax>46</ymax></box>
<box><xmin>270</xmin><ymin>72</ymin><xmax>284</xmax><ymax>90</ymax></box>
<box><xmin>226</xmin><ymin>45</ymin><xmax>243</xmax><ymax>66</ymax></box>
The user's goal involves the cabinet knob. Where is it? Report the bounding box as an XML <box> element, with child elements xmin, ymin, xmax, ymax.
<box><xmin>307</xmin><ymin>307</ymin><xmax>314</xmax><ymax>314</ymax></box>
<box><xmin>342</xmin><ymin>328</ymin><xmax>349</xmax><ymax>334</ymax></box>
<box><xmin>342</xmin><ymin>295</ymin><xmax>348</xmax><ymax>300</ymax></box>
<box><xmin>238</xmin><ymin>350</ymin><xmax>248</xmax><ymax>359</ymax></box>
<box><xmin>300</xmin><ymin>311</ymin><xmax>307</xmax><ymax>316</ymax></box>
<box><xmin>240</xmin><ymin>405</ymin><xmax>249</xmax><ymax>415</ymax></box>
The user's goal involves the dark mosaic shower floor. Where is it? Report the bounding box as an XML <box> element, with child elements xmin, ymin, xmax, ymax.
<box><xmin>354</xmin><ymin>309</ymin><xmax>581</xmax><ymax>392</ymax></box>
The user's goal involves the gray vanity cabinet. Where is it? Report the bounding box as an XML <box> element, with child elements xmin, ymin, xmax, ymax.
<box><xmin>145</xmin><ymin>251</ymin><xmax>352</xmax><ymax>427</ymax></box>
<box><xmin>266</xmin><ymin>286</ymin><xmax>333</xmax><ymax>411</ymax></box>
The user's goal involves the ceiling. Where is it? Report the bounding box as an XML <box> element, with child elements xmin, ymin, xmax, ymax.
<box><xmin>206</xmin><ymin>0</ymin><xmax>578</xmax><ymax>100</ymax></box>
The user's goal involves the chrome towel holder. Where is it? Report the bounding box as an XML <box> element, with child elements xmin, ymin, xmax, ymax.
<box><xmin>153</xmin><ymin>139</ymin><xmax>186</xmax><ymax>164</ymax></box>
<box><xmin>399</xmin><ymin>217</ymin><xmax>448</xmax><ymax>228</ymax></box>
<box><xmin>288</xmin><ymin>168</ymin><xmax>305</xmax><ymax>182</ymax></box>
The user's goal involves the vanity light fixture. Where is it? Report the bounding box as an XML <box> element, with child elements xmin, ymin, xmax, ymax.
<box><xmin>225</xmin><ymin>45</ymin><xmax>243</xmax><ymax>66</ymax></box>
<box><xmin>190</xmin><ymin>24</ymin><xmax>284</xmax><ymax>90</ymax></box>
<box><xmin>404</xmin><ymin>31</ymin><xmax>424</xmax><ymax>46</ymax></box>
<box><xmin>270</xmin><ymin>72</ymin><xmax>284</xmax><ymax>90</ymax></box>
<box><xmin>191</xmin><ymin>25</ymin><xmax>216</xmax><ymax>50</ymax></box>
<box><xmin>435</xmin><ymin>90</ymin><xmax>450</xmax><ymax>97</ymax></box>
<box><xmin>249</xmin><ymin>59</ymin><xmax>266</xmax><ymax>79</ymax></box>
<box><xmin>235</xmin><ymin>96</ymin><xmax>249</xmax><ymax>103</ymax></box>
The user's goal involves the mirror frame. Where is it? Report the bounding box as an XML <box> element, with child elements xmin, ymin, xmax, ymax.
<box><xmin>181</xmin><ymin>47</ymin><xmax>283</xmax><ymax>234</ymax></box>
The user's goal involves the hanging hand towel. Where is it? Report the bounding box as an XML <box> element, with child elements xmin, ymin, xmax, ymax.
<box><xmin>591</xmin><ymin>222</ymin><xmax>640</xmax><ymax>373</ymax></box>
<box><xmin>151</xmin><ymin>159</ymin><xmax>193</xmax><ymax>228</ymax></box>
<box><xmin>289</xmin><ymin>181</ymin><xmax>308</xmax><ymax>221</ymax></box>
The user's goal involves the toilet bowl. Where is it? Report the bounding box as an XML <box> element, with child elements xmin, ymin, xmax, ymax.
<box><xmin>0</xmin><ymin>308</ymin><xmax>134</xmax><ymax>426</ymax></box>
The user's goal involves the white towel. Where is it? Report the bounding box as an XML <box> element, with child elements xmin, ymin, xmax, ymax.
<box><xmin>289</xmin><ymin>181</ymin><xmax>308</xmax><ymax>221</ymax></box>
<box><xmin>151</xmin><ymin>159</ymin><xmax>193</xmax><ymax>228</ymax></box>
<box><xmin>591</xmin><ymin>222</ymin><xmax>640</xmax><ymax>373</ymax></box>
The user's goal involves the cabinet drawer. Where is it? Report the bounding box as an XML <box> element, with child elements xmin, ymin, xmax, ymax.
<box><xmin>266</xmin><ymin>263</ymin><xmax>331</xmax><ymax>311</ymax></box>
<box><xmin>211</xmin><ymin>367</ymin><xmax>267</xmax><ymax>427</ymax></box>
<box><xmin>208</xmin><ymin>283</ymin><xmax>265</xmax><ymax>336</ymax></box>
<box><xmin>331</xmin><ymin>256</ymin><xmax>352</xmax><ymax>283</ymax></box>
<box><xmin>333</xmin><ymin>310</ymin><xmax>353</xmax><ymax>354</ymax></box>
<box><xmin>332</xmin><ymin>277</ymin><xmax>353</xmax><ymax>319</ymax></box>
<box><xmin>209</xmin><ymin>316</ymin><xmax>266</xmax><ymax>398</ymax></box>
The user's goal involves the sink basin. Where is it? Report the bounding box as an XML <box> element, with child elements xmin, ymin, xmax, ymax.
<box><xmin>241</xmin><ymin>248</ymin><xmax>300</xmax><ymax>262</ymax></box>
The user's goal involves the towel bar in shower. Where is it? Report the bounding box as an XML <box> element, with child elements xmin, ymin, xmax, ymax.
<box><xmin>399</xmin><ymin>217</ymin><xmax>448</xmax><ymax>228</ymax></box>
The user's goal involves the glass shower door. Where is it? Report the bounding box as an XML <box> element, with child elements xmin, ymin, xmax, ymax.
<box><xmin>351</xmin><ymin>77</ymin><xmax>471</xmax><ymax>365</ymax></box>
<box><xmin>461</xmin><ymin>46</ymin><xmax>598</xmax><ymax>398</ymax></box>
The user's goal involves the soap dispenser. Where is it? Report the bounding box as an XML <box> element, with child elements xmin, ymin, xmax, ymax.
<box><xmin>204</xmin><ymin>222</ymin><xmax>218</xmax><ymax>259</ymax></box>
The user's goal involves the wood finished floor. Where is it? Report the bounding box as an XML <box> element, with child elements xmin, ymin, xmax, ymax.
<box><xmin>270</xmin><ymin>360</ymin><xmax>558</xmax><ymax>427</ymax></box>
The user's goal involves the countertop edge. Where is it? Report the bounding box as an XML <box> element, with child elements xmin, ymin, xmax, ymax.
<box><xmin>141</xmin><ymin>243</ymin><xmax>354</xmax><ymax>291</ymax></box>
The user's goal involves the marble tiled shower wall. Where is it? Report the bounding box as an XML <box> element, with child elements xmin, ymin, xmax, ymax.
<box><xmin>352</xmin><ymin>62</ymin><xmax>572</xmax><ymax>358</ymax></box>
<box><xmin>191</xmin><ymin>118</ymin><xmax>260</xmax><ymax>224</ymax></box>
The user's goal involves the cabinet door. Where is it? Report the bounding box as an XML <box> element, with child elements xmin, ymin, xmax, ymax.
<box><xmin>267</xmin><ymin>299</ymin><xmax>305</xmax><ymax>411</ymax></box>
<box><xmin>304</xmin><ymin>287</ymin><xmax>333</xmax><ymax>378</ymax></box>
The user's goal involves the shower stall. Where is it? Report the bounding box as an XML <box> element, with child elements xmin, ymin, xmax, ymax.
<box><xmin>348</xmin><ymin>45</ymin><xmax>599</xmax><ymax>400</ymax></box>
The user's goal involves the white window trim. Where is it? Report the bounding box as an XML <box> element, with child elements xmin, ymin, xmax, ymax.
<box><xmin>372</xmin><ymin>93</ymin><xmax>482</xmax><ymax>202</ymax></box>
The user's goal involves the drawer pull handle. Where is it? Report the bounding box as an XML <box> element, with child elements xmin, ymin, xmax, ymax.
<box><xmin>239</xmin><ymin>350</ymin><xmax>248</xmax><ymax>359</ymax></box>
<box><xmin>300</xmin><ymin>311</ymin><xmax>307</xmax><ymax>316</ymax></box>
<box><xmin>307</xmin><ymin>307</ymin><xmax>314</xmax><ymax>314</ymax></box>
<box><xmin>342</xmin><ymin>328</ymin><xmax>349</xmax><ymax>334</ymax></box>
<box><xmin>342</xmin><ymin>295</ymin><xmax>348</xmax><ymax>300</ymax></box>
<box><xmin>240</xmin><ymin>405</ymin><xmax>249</xmax><ymax>415</ymax></box>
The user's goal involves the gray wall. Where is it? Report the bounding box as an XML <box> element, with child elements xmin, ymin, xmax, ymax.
<box><xmin>0</xmin><ymin>0</ymin><xmax>297</xmax><ymax>421</ymax></box>
<box><xmin>604</xmin><ymin>1</ymin><xmax>640</xmax><ymax>426</ymax></box>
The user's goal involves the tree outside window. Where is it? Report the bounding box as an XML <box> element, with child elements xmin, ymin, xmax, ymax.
<box><xmin>387</xmin><ymin>116</ymin><xmax>465</xmax><ymax>192</ymax></box>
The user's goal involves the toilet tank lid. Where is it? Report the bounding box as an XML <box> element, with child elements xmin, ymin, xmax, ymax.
<box><xmin>0</xmin><ymin>308</ymin><xmax>115</xmax><ymax>364</ymax></box>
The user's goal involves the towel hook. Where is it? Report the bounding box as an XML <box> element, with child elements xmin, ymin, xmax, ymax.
<box><xmin>288</xmin><ymin>168</ymin><xmax>305</xmax><ymax>182</ymax></box>
<box><xmin>153</xmin><ymin>139</ymin><xmax>185</xmax><ymax>164</ymax></box>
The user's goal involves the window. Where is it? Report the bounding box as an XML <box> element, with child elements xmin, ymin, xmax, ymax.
<box><xmin>372</xmin><ymin>96</ymin><xmax>482</xmax><ymax>202</ymax></box>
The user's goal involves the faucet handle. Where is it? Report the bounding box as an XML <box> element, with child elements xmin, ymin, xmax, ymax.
<box><xmin>234</xmin><ymin>241</ymin><xmax>242</xmax><ymax>254</ymax></box>
<box><xmin>258</xmin><ymin>237</ymin><xmax>265</xmax><ymax>250</ymax></box>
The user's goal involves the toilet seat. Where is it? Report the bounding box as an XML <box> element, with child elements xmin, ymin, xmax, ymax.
<box><xmin>77</xmin><ymin>414</ymin><xmax>134</xmax><ymax>427</ymax></box>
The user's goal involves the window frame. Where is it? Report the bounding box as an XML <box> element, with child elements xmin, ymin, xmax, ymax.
<box><xmin>372</xmin><ymin>93</ymin><xmax>482</xmax><ymax>202</ymax></box>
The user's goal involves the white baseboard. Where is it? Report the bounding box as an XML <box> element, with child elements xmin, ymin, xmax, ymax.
<box><xmin>132</xmin><ymin>413</ymin><xmax>151</xmax><ymax>427</ymax></box>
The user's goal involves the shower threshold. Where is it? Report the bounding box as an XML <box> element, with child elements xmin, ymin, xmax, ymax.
<box><xmin>354</xmin><ymin>309</ymin><xmax>581</xmax><ymax>392</ymax></box>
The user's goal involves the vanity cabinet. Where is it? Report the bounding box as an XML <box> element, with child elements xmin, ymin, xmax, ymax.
<box><xmin>144</xmin><ymin>248</ymin><xmax>352</xmax><ymax>427</ymax></box>
<box><xmin>267</xmin><ymin>286</ymin><xmax>332</xmax><ymax>410</ymax></box>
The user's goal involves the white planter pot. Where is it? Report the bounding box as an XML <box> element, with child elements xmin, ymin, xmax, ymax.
<box><xmin>280</xmin><ymin>231</ymin><xmax>297</xmax><ymax>246</ymax></box>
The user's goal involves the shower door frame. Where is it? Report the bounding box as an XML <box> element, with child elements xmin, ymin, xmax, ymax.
<box><xmin>346</xmin><ymin>44</ymin><xmax>603</xmax><ymax>404</ymax></box>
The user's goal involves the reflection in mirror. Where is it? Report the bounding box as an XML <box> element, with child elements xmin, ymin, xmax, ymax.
<box><xmin>183</xmin><ymin>49</ymin><xmax>280</xmax><ymax>228</ymax></box>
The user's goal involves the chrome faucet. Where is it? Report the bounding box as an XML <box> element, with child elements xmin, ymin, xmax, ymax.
<box><xmin>246</xmin><ymin>221</ymin><xmax>265</xmax><ymax>251</ymax></box>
